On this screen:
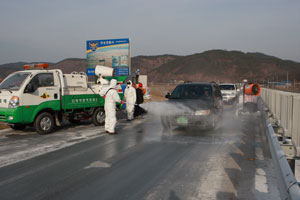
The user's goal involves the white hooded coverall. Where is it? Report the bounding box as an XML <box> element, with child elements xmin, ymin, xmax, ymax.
<box><xmin>124</xmin><ymin>80</ymin><xmax>136</xmax><ymax>120</ymax></box>
<box><xmin>100</xmin><ymin>79</ymin><xmax>121</xmax><ymax>133</ymax></box>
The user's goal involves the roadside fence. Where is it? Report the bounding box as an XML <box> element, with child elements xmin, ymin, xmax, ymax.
<box><xmin>260</xmin><ymin>88</ymin><xmax>300</xmax><ymax>156</ymax></box>
<box><xmin>260</xmin><ymin>88</ymin><xmax>300</xmax><ymax>199</ymax></box>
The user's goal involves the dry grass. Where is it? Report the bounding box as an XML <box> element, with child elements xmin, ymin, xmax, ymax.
<box><xmin>148</xmin><ymin>83</ymin><xmax>177</xmax><ymax>101</ymax></box>
<box><xmin>266</xmin><ymin>85</ymin><xmax>300</xmax><ymax>93</ymax></box>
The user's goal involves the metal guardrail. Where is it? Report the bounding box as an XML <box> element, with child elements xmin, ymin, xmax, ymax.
<box><xmin>259</xmin><ymin>101</ymin><xmax>300</xmax><ymax>200</ymax></box>
<box><xmin>261</xmin><ymin>88</ymin><xmax>300</xmax><ymax>156</ymax></box>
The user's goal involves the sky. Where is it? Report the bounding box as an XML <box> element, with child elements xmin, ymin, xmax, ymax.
<box><xmin>0</xmin><ymin>0</ymin><xmax>300</xmax><ymax>64</ymax></box>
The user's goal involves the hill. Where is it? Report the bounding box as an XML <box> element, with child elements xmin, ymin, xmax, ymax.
<box><xmin>131</xmin><ymin>55</ymin><xmax>180</xmax><ymax>75</ymax></box>
<box><xmin>150</xmin><ymin>50</ymin><xmax>300</xmax><ymax>83</ymax></box>
<box><xmin>52</xmin><ymin>58</ymin><xmax>86</xmax><ymax>74</ymax></box>
<box><xmin>0</xmin><ymin>62</ymin><xmax>54</xmax><ymax>79</ymax></box>
<box><xmin>1</xmin><ymin>50</ymin><xmax>300</xmax><ymax>84</ymax></box>
<box><xmin>0</xmin><ymin>55</ymin><xmax>178</xmax><ymax>80</ymax></box>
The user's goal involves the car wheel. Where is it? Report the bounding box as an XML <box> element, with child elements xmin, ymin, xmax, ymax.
<box><xmin>34</xmin><ymin>112</ymin><xmax>55</xmax><ymax>135</ymax></box>
<box><xmin>93</xmin><ymin>108</ymin><xmax>105</xmax><ymax>126</ymax></box>
<box><xmin>9</xmin><ymin>124</ymin><xmax>26</xmax><ymax>130</ymax></box>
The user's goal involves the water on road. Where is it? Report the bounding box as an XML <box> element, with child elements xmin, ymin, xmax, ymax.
<box><xmin>0</xmin><ymin>105</ymin><xmax>280</xmax><ymax>200</ymax></box>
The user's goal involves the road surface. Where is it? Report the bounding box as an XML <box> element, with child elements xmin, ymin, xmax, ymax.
<box><xmin>0</xmin><ymin>106</ymin><xmax>280</xmax><ymax>200</ymax></box>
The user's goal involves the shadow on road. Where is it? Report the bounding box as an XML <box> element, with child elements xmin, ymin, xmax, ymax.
<box><xmin>168</xmin><ymin>190</ymin><xmax>181</xmax><ymax>200</ymax></box>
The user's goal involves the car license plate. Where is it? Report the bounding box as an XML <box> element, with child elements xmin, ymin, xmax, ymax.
<box><xmin>177</xmin><ymin>116</ymin><xmax>188</xmax><ymax>124</ymax></box>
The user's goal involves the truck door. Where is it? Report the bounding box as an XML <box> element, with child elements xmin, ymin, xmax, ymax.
<box><xmin>22</xmin><ymin>72</ymin><xmax>60</xmax><ymax>121</ymax></box>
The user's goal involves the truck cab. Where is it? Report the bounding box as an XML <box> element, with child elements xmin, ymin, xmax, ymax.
<box><xmin>0</xmin><ymin>65</ymin><xmax>64</xmax><ymax>131</ymax></box>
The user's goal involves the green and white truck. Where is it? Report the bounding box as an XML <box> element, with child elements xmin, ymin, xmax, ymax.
<box><xmin>0</xmin><ymin>63</ymin><xmax>126</xmax><ymax>134</ymax></box>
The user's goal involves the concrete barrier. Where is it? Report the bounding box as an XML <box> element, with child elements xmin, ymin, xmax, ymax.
<box><xmin>261</xmin><ymin>88</ymin><xmax>300</xmax><ymax>155</ymax></box>
<box><xmin>259</xmin><ymin>99</ymin><xmax>300</xmax><ymax>199</ymax></box>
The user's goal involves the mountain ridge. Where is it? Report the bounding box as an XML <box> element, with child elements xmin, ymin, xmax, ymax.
<box><xmin>1</xmin><ymin>50</ymin><xmax>299</xmax><ymax>83</ymax></box>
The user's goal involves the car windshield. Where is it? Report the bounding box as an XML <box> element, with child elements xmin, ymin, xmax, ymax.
<box><xmin>170</xmin><ymin>84</ymin><xmax>212</xmax><ymax>99</ymax></box>
<box><xmin>0</xmin><ymin>72</ymin><xmax>31</xmax><ymax>91</ymax></box>
<box><xmin>219</xmin><ymin>85</ymin><xmax>235</xmax><ymax>90</ymax></box>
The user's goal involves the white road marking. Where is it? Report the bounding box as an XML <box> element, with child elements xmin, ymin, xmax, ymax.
<box><xmin>253</xmin><ymin>131</ymin><xmax>280</xmax><ymax>200</ymax></box>
<box><xmin>84</xmin><ymin>161</ymin><xmax>111</xmax><ymax>169</ymax></box>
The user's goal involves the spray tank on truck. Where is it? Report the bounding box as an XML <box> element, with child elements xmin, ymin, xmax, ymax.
<box><xmin>91</xmin><ymin>65</ymin><xmax>115</xmax><ymax>93</ymax></box>
<box><xmin>91</xmin><ymin>65</ymin><xmax>127</xmax><ymax>98</ymax></box>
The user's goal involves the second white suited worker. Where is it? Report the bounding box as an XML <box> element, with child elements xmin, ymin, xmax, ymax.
<box><xmin>124</xmin><ymin>80</ymin><xmax>136</xmax><ymax>121</ymax></box>
<box><xmin>100</xmin><ymin>79</ymin><xmax>121</xmax><ymax>134</ymax></box>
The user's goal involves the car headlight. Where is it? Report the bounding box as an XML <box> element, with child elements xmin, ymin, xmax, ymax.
<box><xmin>195</xmin><ymin>109</ymin><xmax>210</xmax><ymax>116</ymax></box>
<box><xmin>8</xmin><ymin>96</ymin><xmax>19</xmax><ymax>108</ymax></box>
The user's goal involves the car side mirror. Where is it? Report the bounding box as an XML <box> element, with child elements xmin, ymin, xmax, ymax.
<box><xmin>24</xmin><ymin>83</ymin><xmax>37</xmax><ymax>93</ymax></box>
<box><xmin>165</xmin><ymin>93</ymin><xmax>171</xmax><ymax>99</ymax></box>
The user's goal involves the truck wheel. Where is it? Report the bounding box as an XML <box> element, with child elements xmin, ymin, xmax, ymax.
<box><xmin>34</xmin><ymin>112</ymin><xmax>55</xmax><ymax>135</ymax></box>
<box><xmin>9</xmin><ymin>124</ymin><xmax>26</xmax><ymax>130</ymax></box>
<box><xmin>93</xmin><ymin>108</ymin><xmax>105</xmax><ymax>126</ymax></box>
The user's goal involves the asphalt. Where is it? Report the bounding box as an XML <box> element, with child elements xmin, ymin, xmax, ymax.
<box><xmin>0</xmin><ymin>105</ymin><xmax>280</xmax><ymax>200</ymax></box>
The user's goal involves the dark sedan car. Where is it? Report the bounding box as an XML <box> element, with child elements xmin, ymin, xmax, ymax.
<box><xmin>161</xmin><ymin>82</ymin><xmax>223</xmax><ymax>131</ymax></box>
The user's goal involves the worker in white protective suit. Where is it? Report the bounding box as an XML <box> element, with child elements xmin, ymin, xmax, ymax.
<box><xmin>99</xmin><ymin>79</ymin><xmax>122</xmax><ymax>134</ymax></box>
<box><xmin>124</xmin><ymin>80</ymin><xmax>136</xmax><ymax>121</ymax></box>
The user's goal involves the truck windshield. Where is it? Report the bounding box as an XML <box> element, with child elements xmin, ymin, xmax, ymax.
<box><xmin>0</xmin><ymin>72</ymin><xmax>31</xmax><ymax>91</ymax></box>
<box><xmin>219</xmin><ymin>85</ymin><xmax>235</xmax><ymax>90</ymax></box>
<box><xmin>170</xmin><ymin>84</ymin><xmax>212</xmax><ymax>99</ymax></box>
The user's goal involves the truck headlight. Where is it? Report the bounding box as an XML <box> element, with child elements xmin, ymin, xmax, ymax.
<box><xmin>195</xmin><ymin>109</ymin><xmax>210</xmax><ymax>116</ymax></box>
<box><xmin>8</xmin><ymin>96</ymin><xmax>19</xmax><ymax>108</ymax></box>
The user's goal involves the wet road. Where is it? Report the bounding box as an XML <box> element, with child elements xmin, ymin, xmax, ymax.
<box><xmin>0</xmin><ymin>107</ymin><xmax>280</xmax><ymax>200</ymax></box>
